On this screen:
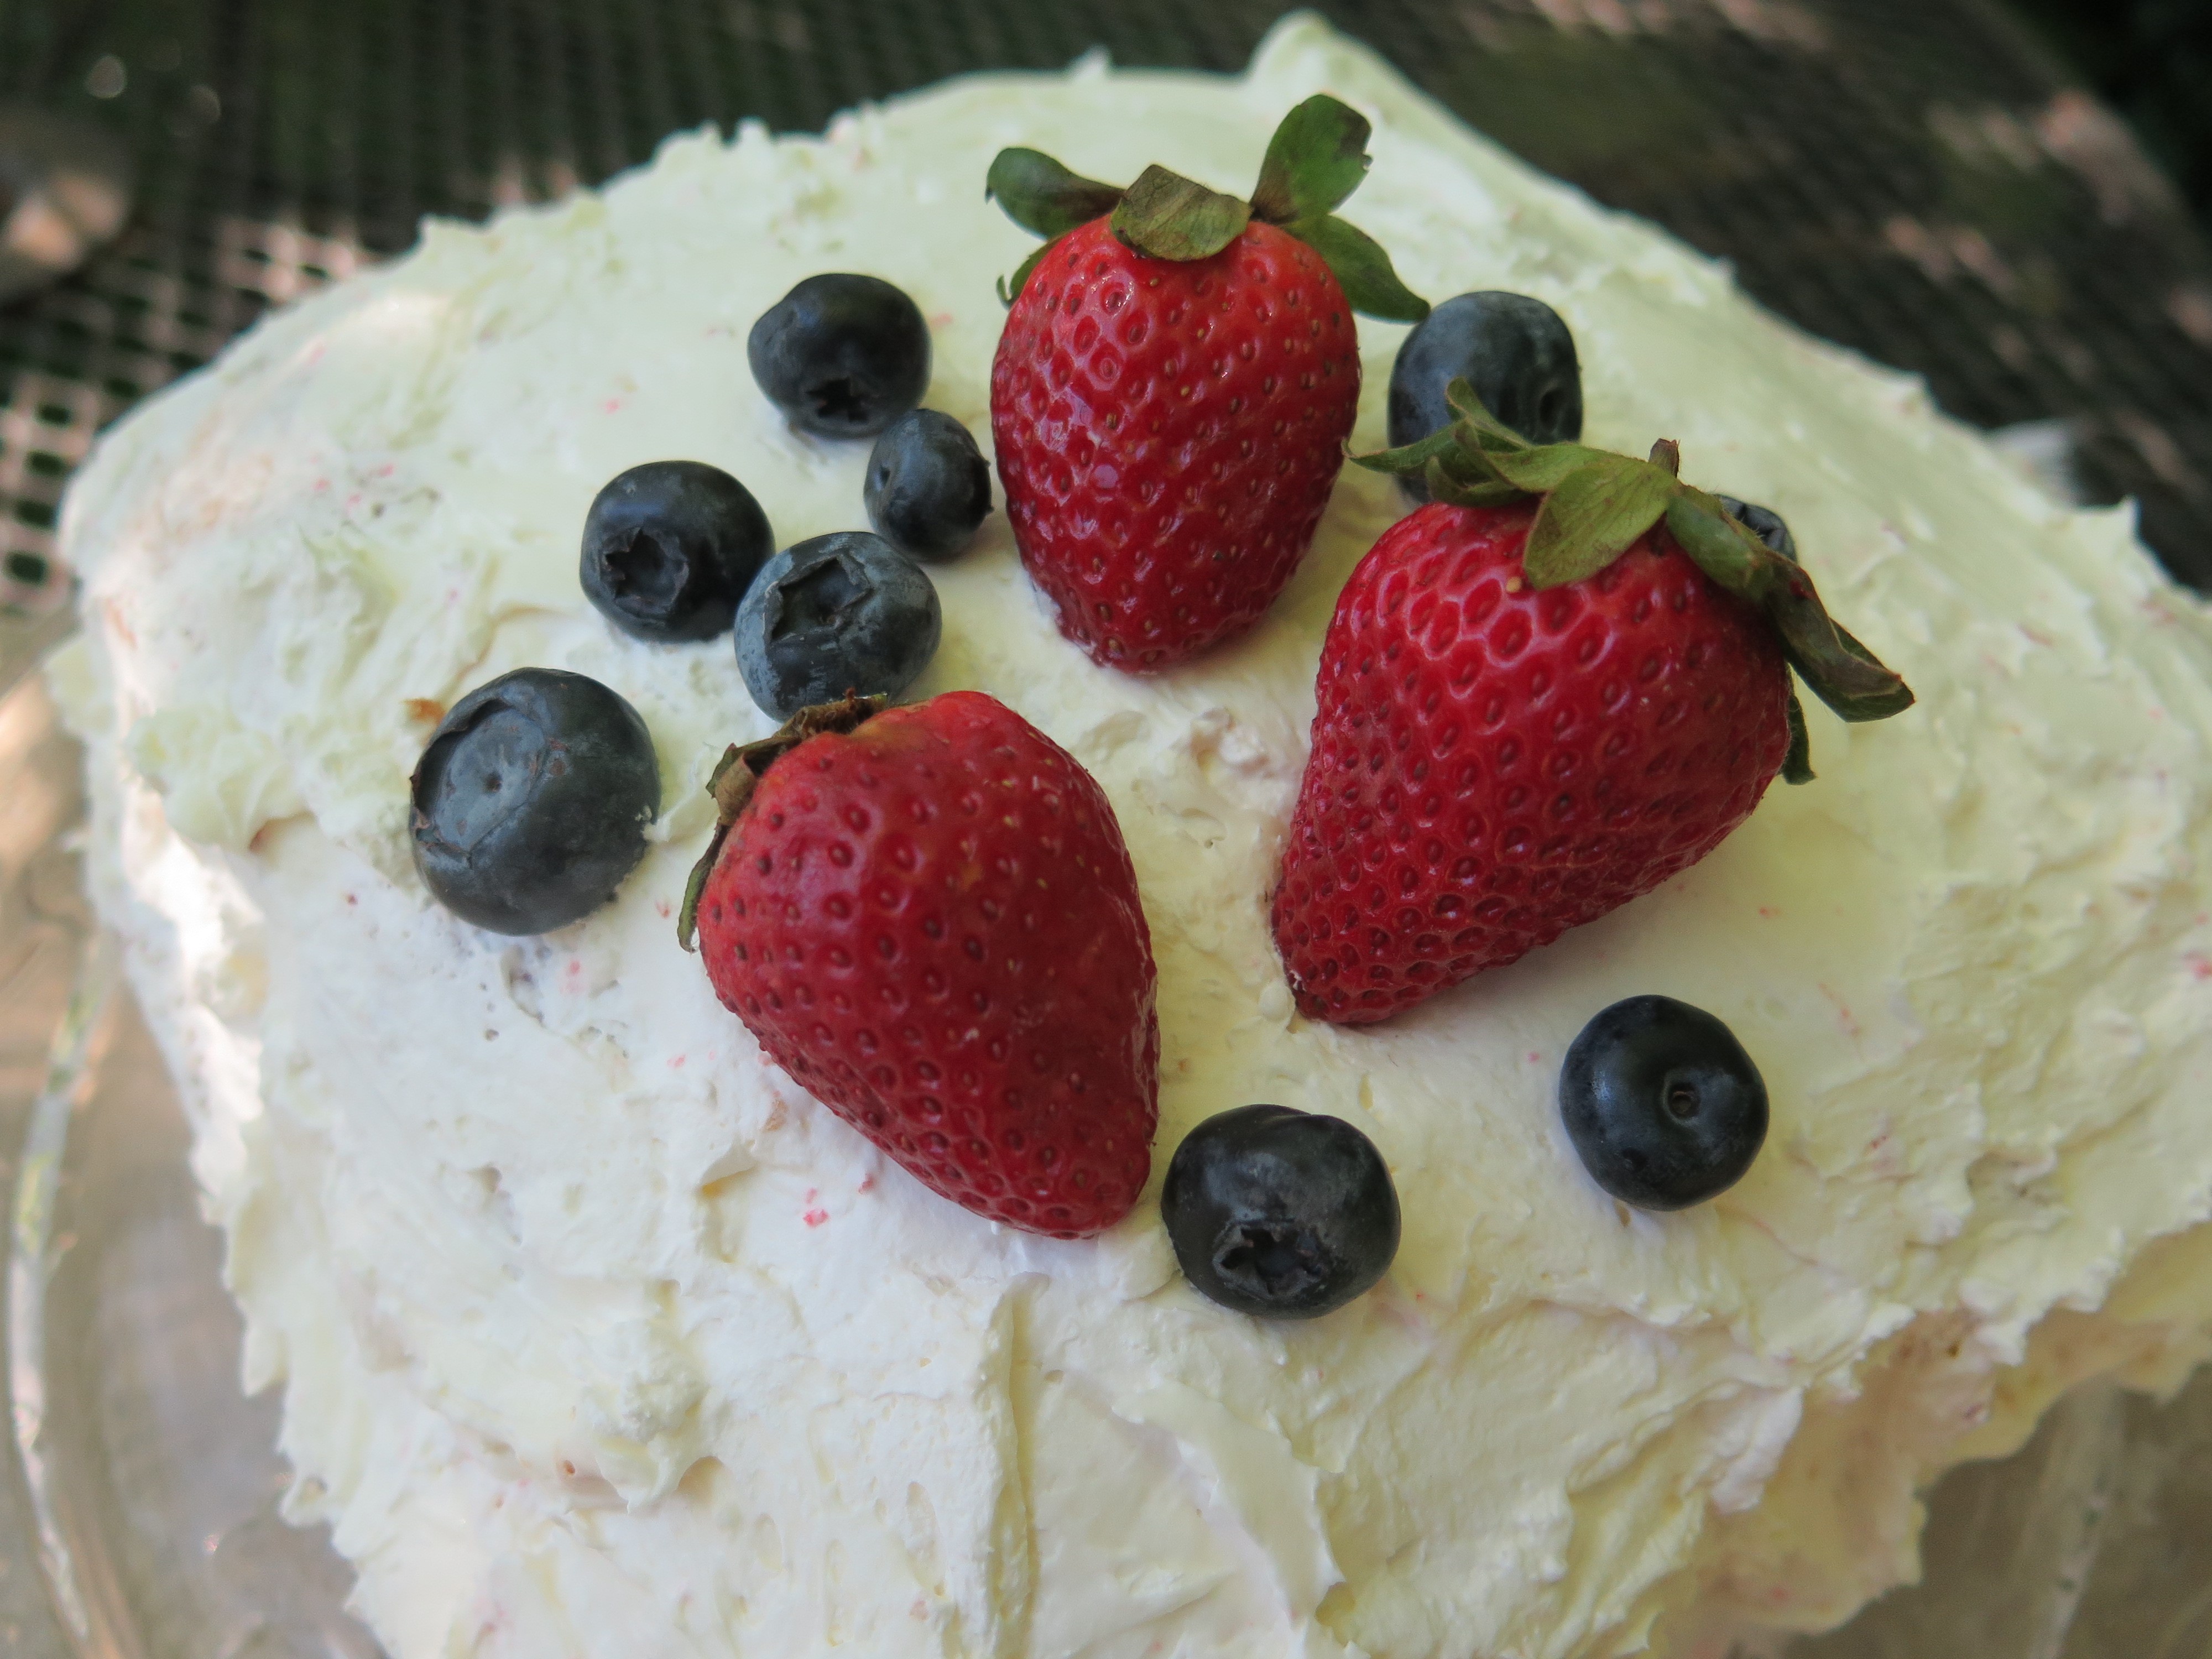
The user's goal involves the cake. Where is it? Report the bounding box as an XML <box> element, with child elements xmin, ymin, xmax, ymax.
<box><xmin>46</xmin><ymin>15</ymin><xmax>2212</xmax><ymax>1656</ymax></box>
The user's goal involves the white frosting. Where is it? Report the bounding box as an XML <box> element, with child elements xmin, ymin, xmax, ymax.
<box><xmin>48</xmin><ymin>16</ymin><xmax>2212</xmax><ymax>1656</ymax></box>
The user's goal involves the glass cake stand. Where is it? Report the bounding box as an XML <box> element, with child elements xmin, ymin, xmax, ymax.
<box><xmin>3</xmin><ymin>620</ymin><xmax>2209</xmax><ymax>1659</ymax></box>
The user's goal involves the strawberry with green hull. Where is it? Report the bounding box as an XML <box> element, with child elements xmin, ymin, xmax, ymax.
<box><xmin>988</xmin><ymin>96</ymin><xmax>1428</xmax><ymax>672</ymax></box>
<box><xmin>1271</xmin><ymin>382</ymin><xmax>1913</xmax><ymax>1026</ymax></box>
<box><xmin>682</xmin><ymin>691</ymin><xmax>1159</xmax><ymax>1238</ymax></box>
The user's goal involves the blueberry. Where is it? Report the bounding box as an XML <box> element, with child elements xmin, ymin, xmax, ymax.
<box><xmin>1162</xmin><ymin>1105</ymin><xmax>1400</xmax><ymax>1319</ymax></box>
<box><xmin>748</xmin><ymin>274</ymin><xmax>932</xmax><ymax>439</ymax></box>
<box><xmin>734</xmin><ymin>531</ymin><xmax>941</xmax><ymax>718</ymax></box>
<box><xmin>1388</xmin><ymin>292</ymin><xmax>1583</xmax><ymax>500</ymax></box>
<box><xmin>410</xmin><ymin>669</ymin><xmax>661</xmax><ymax>935</ymax></box>
<box><xmin>580</xmin><ymin>460</ymin><xmax>775</xmax><ymax>643</ymax></box>
<box><xmin>1558</xmin><ymin>996</ymin><xmax>1767</xmax><ymax>1211</ymax></box>
<box><xmin>1715</xmin><ymin>497</ymin><xmax>1798</xmax><ymax>563</ymax></box>
<box><xmin>863</xmin><ymin>410</ymin><xmax>993</xmax><ymax>562</ymax></box>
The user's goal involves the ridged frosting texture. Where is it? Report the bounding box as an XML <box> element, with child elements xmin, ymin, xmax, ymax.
<box><xmin>48</xmin><ymin>15</ymin><xmax>2212</xmax><ymax>1657</ymax></box>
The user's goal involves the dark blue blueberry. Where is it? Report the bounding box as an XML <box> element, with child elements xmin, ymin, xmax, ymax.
<box><xmin>748</xmin><ymin>274</ymin><xmax>932</xmax><ymax>439</ymax></box>
<box><xmin>410</xmin><ymin>669</ymin><xmax>661</xmax><ymax>935</ymax></box>
<box><xmin>1388</xmin><ymin>292</ymin><xmax>1583</xmax><ymax>500</ymax></box>
<box><xmin>1715</xmin><ymin>496</ymin><xmax>1798</xmax><ymax>563</ymax></box>
<box><xmin>581</xmin><ymin>460</ymin><xmax>775</xmax><ymax>643</ymax></box>
<box><xmin>1558</xmin><ymin>996</ymin><xmax>1767</xmax><ymax>1211</ymax></box>
<box><xmin>863</xmin><ymin>410</ymin><xmax>993</xmax><ymax>562</ymax></box>
<box><xmin>734</xmin><ymin>531</ymin><xmax>941</xmax><ymax>718</ymax></box>
<box><xmin>1162</xmin><ymin>1105</ymin><xmax>1400</xmax><ymax>1319</ymax></box>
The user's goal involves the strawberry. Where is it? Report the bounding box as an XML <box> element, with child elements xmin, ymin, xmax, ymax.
<box><xmin>681</xmin><ymin>691</ymin><xmax>1158</xmax><ymax>1237</ymax></box>
<box><xmin>985</xmin><ymin>96</ymin><xmax>1430</xmax><ymax>671</ymax></box>
<box><xmin>1273</xmin><ymin>503</ymin><xmax>1787</xmax><ymax>1023</ymax></box>
<box><xmin>991</xmin><ymin>220</ymin><xmax>1355</xmax><ymax>670</ymax></box>
<box><xmin>1271</xmin><ymin>387</ymin><xmax>1914</xmax><ymax>1026</ymax></box>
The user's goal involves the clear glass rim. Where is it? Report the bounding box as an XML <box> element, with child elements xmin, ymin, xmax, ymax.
<box><xmin>9</xmin><ymin>928</ymin><xmax>131</xmax><ymax>1658</ymax></box>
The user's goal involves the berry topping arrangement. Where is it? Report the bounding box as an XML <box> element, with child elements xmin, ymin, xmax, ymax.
<box><xmin>1271</xmin><ymin>380</ymin><xmax>1914</xmax><ymax>1026</ymax></box>
<box><xmin>392</xmin><ymin>91</ymin><xmax>1916</xmax><ymax>1291</ymax></box>
<box><xmin>1387</xmin><ymin>291</ymin><xmax>1583</xmax><ymax>500</ymax></box>
<box><xmin>747</xmin><ymin>273</ymin><xmax>933</xmax><ymax>438</ymax></box>
<box><xmin>409</xmin><ymin>668</ymin><xmax>661</xmax><ymax>935</ymax></box>
<box><xmin>117</xmin><ymin>49</ymin><xmax>2212</xmax><ymax>1659</ymax></box>
<box><xmin>580</xmin><ymin>460</ymin><xmax>775</xmax><ymax>643</ymax></box>
<box><xmin>865</xmin><ymin>409</ymin><xmax>995</xmax><ymax>562</ymax></box>
<box><xmin>1558</xmin><ymin>997</ymin><xmax>1768</xmax><ymax>1210</ymax></box>
<box><xmin>682</xmin><ymin>691</ymin><xmax>1160</xmax><ymax>1237</ymax></box>
<box><xmin>415</xmin><ymin>263</ymin><xmax>986</xmax><ymax>943</ymax></box>
<box><xmin>734</xmin><ymin>530</ymin><xmax>942</xmax><ymax>718</ymax></box>
<box><xmin>985</xmin><ymin>96</ymin><xmax>1426</xmax><ymax>671</ymax></box>
<box><xmin>1162</xmin><ymin>1105</ymin><xmax>1401</xmax><ymax>1318</ymax></box>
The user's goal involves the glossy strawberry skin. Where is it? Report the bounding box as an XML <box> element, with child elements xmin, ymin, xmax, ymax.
<box><xmin>991</xmin><ymin>218</ymin><xmax>1360</xmax><ymax>672</ymax></box>
<box><xmin>1272</xmin><ymin>502</ymin><xmax>1790</xmax><ymax>1026</ymax></box>
<box><xmin>697</xmin><ymin>691</ymin><xmax>1159</xmax><ymax>1236</ymax></box>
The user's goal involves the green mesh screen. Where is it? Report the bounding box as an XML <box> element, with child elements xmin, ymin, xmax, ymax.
<box><xmin>3</xmin><ymin>0</ymin><xmax>2209</xmax><ymax>589</ymax></box>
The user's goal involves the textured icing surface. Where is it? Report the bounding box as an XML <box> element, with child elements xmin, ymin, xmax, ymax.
<box><xmin>49</xmin><ymin>17</ymin><xmax>2212</xmax><ymax>1657</ymax></box>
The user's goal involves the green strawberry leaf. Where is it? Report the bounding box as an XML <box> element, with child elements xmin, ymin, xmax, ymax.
<box><xmin>1662</xmin><ymin>489</ymin><xmax>1764</xmax><ymax>586</ymax></box>
<box><xmin>1250</xmin><ymin>95</ymin><xmax>1374</xmax><ymax>225</ymax></box>
<box><xmin>1444</xmin><ymin>378</ymin><xmax>1535</xmax><ymax>451</ymax></box>
<box><xmin>1664</xmin><ymin>490</ymin><xmax>1914</xmax><ymax>723</ymax></box>
<box><xmin>1111</xmin><ymin>165</ymin><xmax>1251</xmax><ymax>261</ymax></box>
<box><xmin>1767</xmin><ymin>585</ymin><xmax>1918</xmax><ymax>723</ymax></box>
<box><xmin>1281</xmin><ymin>215</ymin><xmax>1430</xmax><ymax>322</ymax></box>
<box><xmin>1353</xmin><ymin>423</ymin><xmax>1528</xmax><ymax>504</ymax></box>
<box><xmin>677</xmin><ymin>845</ymin><xmax>721</xmax><ymax>954</ymax></box>
<box><xmin>1832</xmin><ymin>617</ymin><xmax>1890</xmax><ymax>670</ymax></box>
<box><xmin>1782</xmin><ymin>688</ymin><xmax>1814</xmax><ymax>784</ymax></box>
<box><xmin>1425</xmin><ymin>457</ymin><xmax>1524</xmax><ymax>508</ymax></box>
<box><xmin>1425</xmin><ymin>440</ymin><xmax>1521</xmax><ymax>505</ymax></box>
<box><xmin>1488</xmin><ymin>442</ymin><xmax>1609</xmax><ymax>493</ymax></box>
<box><xmin>1433</xmin><ymin>438</ymin><xmax>1507</xmax><ymax>489</ymax></box>
<box><xmin>986</xmin><ymin>148</ymin><xmax>1125</xmax><ymax>238</ymax></box>
<box><xmin>1521</xmin><ymin>456</ymin><xmax>1677</xmax><ymax>589</ymax></box>
<box><xmin>996</xmin><ymin>238</ymin><xmax>1056</xmax><ymax>307</ymax></box>
<box><xmin>1349</xmin><ymin>424</ymin><xmax>1467</xmax><ymax>476</ymax></box>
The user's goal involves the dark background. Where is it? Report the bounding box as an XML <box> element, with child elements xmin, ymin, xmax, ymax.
<box><xmin>3</xmin><ymin>0</ymin><xmax>2212</xmax><ymax>594</ymax></box>
<box><xmin>2013</xmin><ymin>0</ymin><xmax>2212</xmax><ymax>227</ymax></box>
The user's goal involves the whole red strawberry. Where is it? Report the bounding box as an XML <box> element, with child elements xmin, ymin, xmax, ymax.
<box><xmin>992</xmin><ymin>220</ymin><xmax>1356</xmax><ymax>670</ymax></box>
<box><xmin>686</xmin><ymin>691</ymin><xmax>1157</xmax><ymax>1237</ymax></box>
<box><xmin>1273</xmin><ymin>394</ymin><xmax>1914</xmax><ymax>1025</ymax></box>
<box><xmin>1274</xmin><ymin>502</ymin><xmax>1785</xmax><ymax>1023</ymax></box>
<box><xmin>985</xmin><ymin>96</ymin><xmax>1430</xmax><ymax>671</ymax></box>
